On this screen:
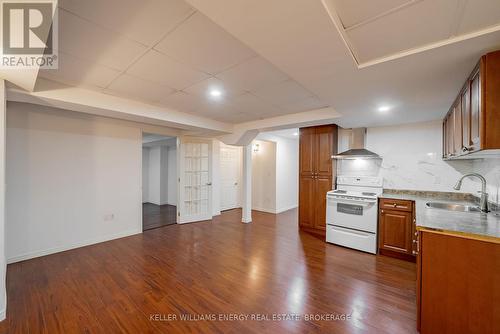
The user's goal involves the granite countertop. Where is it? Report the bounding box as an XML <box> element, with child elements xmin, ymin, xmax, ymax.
<box><xmin>379</xmin><ymin>190</ymin><xmax>500</xmax><ymax>241</ymax></box>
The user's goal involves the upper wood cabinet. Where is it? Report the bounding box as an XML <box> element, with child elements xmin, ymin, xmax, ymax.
<box><xmin>443</xmin><ymin>50</ymin><xmax>500</xmax><ymax>159</ymax></box>
<box><xmin>299</xmin><ymin>127</ymin><xmax>315</xmax><ymax>175</ymax></box>
<box><xmin>298</xmin><ymin>125</ymin><xmax>338</xmax><ymax>236</ymax></box>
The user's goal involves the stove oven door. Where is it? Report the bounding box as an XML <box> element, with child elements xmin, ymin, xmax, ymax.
<box><xmin>326</xmin><ymin>195</ymin><xmax>378</xmax><ymax>233</ymax></box>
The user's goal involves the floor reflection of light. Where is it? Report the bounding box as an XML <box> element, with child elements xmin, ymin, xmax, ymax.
<box><xmin>287</xmin><ymin>277</ymin><xmax>306</xmax><ymax>313</ymax></box>
<box><xmin>250</xmin><ymin>262</ymin><xmax>259</xmax><ymax>280</ymax></box>
<box><xmin>349</xmin><ymin>294</ymin><xmax>366</xmax><ymax>328</ymax></box>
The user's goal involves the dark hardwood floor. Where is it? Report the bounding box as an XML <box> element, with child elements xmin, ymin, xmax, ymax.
<box><xmin>1</xmin><ymin>209</ymin><xmax>417</xmax><ymax>333</ymax></box>
<box><xmin>142</xmin><ymin>203</ymin><xmax>177</xmax><ymax>231</ymax></box>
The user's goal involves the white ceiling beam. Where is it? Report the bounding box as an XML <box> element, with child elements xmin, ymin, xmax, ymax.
<box><xmin>7</xmin><ymin>78</ymin><xmax>233</xmax><ymax>134</ymax></box>
<box><xmin>217</xmin><ymin>107</ymin><xmax>341</xmax><ymax>146</ymax></box>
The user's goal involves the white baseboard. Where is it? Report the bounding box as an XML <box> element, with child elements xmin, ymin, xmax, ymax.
<box><xmin>276</xmin><ymin>205</ymin><xmax>298</xmax><ymax>214</ymax></box>
<box><xmin>7</xmin><ymin>228</ymin><xmax>142</xmax><ymax>264</ymax></box>
<box><xmin>252</xmin><ymin>205</ymin><xmax>297</xmax><ymax>215</ymax></box>
<box><xmin>252</xmin><ymin>206</ymin><xmax>276</xmax><ymax>214</ymax></box>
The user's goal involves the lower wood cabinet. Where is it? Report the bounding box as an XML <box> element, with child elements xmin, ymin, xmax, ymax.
<box><xmin>417</xmin><ymin>231</ymin><xmax>500</xmax><ymax>333</ymax></box>
<box><xmin>378</xmin><ymin>198</ymin><xmax>416</xmax><ymax>262</ymax></box>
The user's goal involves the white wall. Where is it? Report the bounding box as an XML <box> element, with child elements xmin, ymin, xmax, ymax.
<box><xmin>251</xmin><ymin>133</ymin><xmax>299</xmax><ymax>214</ymax></box>
<box><xmin>338</xmin><ymin>120</ymin><xmax>500</xmax><ymax>205</ymax></box>
<box><xmin>142</xmin><ymin>138</ymin><xmax>177</xmax><ymax>206</ymax></box>
<box><xmin>0</xmin><ymin>80</ymin><xmax>7</xmax><ymax>320</ymax></box>
<box><xmin>251</xmin><ymin>140</ymin><xmax>276</xmax><ymax>213</ymax></box>
<box><xmin>5</xmin><ymin>102</ymin><xmax>182</xmax><ymax>263</ymax></box>
<box><xmin>142</xmin><ymin>148</ymin><xmax>149</xmax><ymax>203</ymax></box>
<box><xmin>147</xmin><ymin>146</ymin><xmax>162</xmax><ymax>205</ymax></box>
<box><xmin>275</xmin><ymin>136</ymin><xmax>299</xmax><ymax>213</ymax></box>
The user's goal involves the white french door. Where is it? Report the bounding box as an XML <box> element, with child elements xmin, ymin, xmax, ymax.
<box><xmin>178</xmin><ymin>138</ymin><xmax>212</xmax><ymax>224</ymax></box>
<box><xmin>220</xmin><ymin>145</ymin><xmax>241</xmax><ymax>211</ymax></box>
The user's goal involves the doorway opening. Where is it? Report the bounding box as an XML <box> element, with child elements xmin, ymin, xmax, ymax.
<box><xmin>142</xmin><ymin>133</ymin><xmax>177</xmax><ymax>231</ymax></box>
<box><xmin>251</xmin><ymin>129</ymin><xmax>299</xmax><ymax>215</ymax></box>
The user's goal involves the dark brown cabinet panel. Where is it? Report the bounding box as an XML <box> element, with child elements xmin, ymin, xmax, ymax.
<box><xmin>452</xmin><ymin>100</ymin><xmax>462</xmax><ymax>154</ymax></box>
<box><xmin>299</xmin><ymin>127</ymin><xmax>315</xmax><ymax>176</ymax></box>
<box><xmin>299</xmin><ymin>177</ymin><xmax>315</xmax><ymax>228</ymax></box>
<box><xmin>461</xmin><ymin>82</ymin><xmax>471</xmax><ymax>149</ymax></box>
<box><xmin>378</xmin><ymin>198</ymin><xmax>416</xmax><ymax>261</ymax></box>
<box><xmin>443</xmin><ymin>113</ymin><xmax>454</xmax><ymax>158</ymax></box>
<box><xmin>470</xmin><ymin>65</ymin><xmax>481</xmax><ymax>152</ymax></box>
<box><xmin>314</xmin><ymin>177</ymin><xmax>331</xmax><ymax>231</ymax></box>
<box><xmin>417</xmin><ymin>231</ymin><xmax>500</xmax><ymax>333</ymax></box>
<box><xmin>379</xmin><ymin>210</ymin><xmax>412</xmax><ymax>254</ymax></box>
<box><xmin>443</xmin><ymin>50</ymin><xmax>500</xmax><ymax>158</ymax></box>
<box><xmin>315</xmin><ymin>126</ymin><xmax>334</xmax><ymax>177</ymax></box>
<box><xmin>298</xmin><ymin>125</ymin><xmax>337</xmax><ymax>236</ymax></box>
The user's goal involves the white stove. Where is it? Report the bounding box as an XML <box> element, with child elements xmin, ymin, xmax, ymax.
<box><xmin>326</xmin><ymin>176</ymin><xmax>383</xmax><ymax>254</ymax></box>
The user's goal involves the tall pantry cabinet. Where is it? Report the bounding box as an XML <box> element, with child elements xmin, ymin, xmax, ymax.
<box><xmin>298</xmin><ymin>125</ymin><xmax>338</xmax><ymax>236</ymax></box>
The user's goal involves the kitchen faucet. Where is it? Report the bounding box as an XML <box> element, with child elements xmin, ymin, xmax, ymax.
<box><xmin>453</xmin><ymin>173</ymin><xmax>489</xmax><ymax>213</ymax></box>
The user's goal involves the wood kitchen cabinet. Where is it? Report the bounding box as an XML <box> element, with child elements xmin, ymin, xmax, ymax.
<box><xmin>443</xmin><ymin>50</ymin><xmax>500</xmax><ymax>159</ymax></box>
<box><xmin>299</xmin><ymin>125</ymin><xmax>338</xmax><ymax>236</ymax></box>
<box><xmin>378</xmin><ymin>198</ymin><xmax>416</xmax><ymax>262</ymax></box>
<box><xmin>416</xmin><ymin>230</ymin><xmax>500</xmax><ymax>333</ymax></box>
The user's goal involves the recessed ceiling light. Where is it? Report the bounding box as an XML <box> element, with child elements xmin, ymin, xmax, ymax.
<box><xmin>209</xmin><ymin>89</ymin><xmax>223</xmax><ymax>98</ymax></box>
<box><xmin>377</xmin><ymin>106</ymin><xmax>391</xmax><ymax>113</ymax></box>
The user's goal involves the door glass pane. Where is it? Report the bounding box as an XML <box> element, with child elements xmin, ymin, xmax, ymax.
<box><xmin>183</xmin><ymin>142</ymin><xmax>210</xmax><ymax>218</ymax></box>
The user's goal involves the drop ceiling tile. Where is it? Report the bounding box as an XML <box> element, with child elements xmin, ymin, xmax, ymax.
<box><xmin>105</xmin><ymin>74</ymin><xmax>176</xmax><ymax>104</ymax></box>
<box><xmin>160</xmin><ymin>91</ymin><xmax>203</xmax><ymax>113</ymax></box>
<box><xmin>215</xmin><ymin>56</ymin><xmax>289</xmax><ymax>92</ymax></box>
<box><xmin>252</xmin><ymin>80</ymin><xmax>313</xmax><ymax>106</ymax></box>
<box><xmin>58</xmin><ymin>9</ymin><xmax>147</xmax><ymax>70</ymax></box>
<box><xmin>59</xmin><ymin>0</ymin><xmax>194</xmax><ymax>46</ymax></box>
<box><xmin>346</xmin><ymin>0</ymin><xmax>457</xmax><ymax>63</ymax></box>
<box><xmin>457</xmin><ymin>0</ymin><xmax>500</xmax><ymax>35</ymax></box>
<box><xmin>329</xmin><ymin>0</ymin><xmax>411</xmax><ymax>28</ymax></box>
<box><xmin>155</xmin><ymin>12</ymin><xmax>256</xmax><ymax>74</ymax></box>
<box><xmin>39</xmin><ymin>52</ymin><xmax>120</xmax><ymax>88</ymax></box>
<box><xmin>228</xmin><ymin>93</ymin><xmax>283</xmax><ymax>117</ymax></box>
<box><xmin>127</xmin><ymin>50</ymin><xmax>209</xmax><ymax>90</ymax></box>
<box><xmin>279</xmin><ymin>96</ymin><xmax>328</xmax><ymax>113</ymax></box>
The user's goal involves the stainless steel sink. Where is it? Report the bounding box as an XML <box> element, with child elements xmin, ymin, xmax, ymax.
<box><xmin>425</xmin><ymin>202</ymin><xmax>481</xmax><ymax>212</ymax></box>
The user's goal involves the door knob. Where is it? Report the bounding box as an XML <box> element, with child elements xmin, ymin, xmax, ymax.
<box><xmin>206</xmin><ymin>182</ymin><xmax>212</xmax><ymax>186</ymax></box>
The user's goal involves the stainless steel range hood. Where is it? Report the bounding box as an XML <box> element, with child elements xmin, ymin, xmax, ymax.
<box><xmin>332</xmin><ymin>128</ymin><xmax>381</xmax><ymax>159</ymax></box>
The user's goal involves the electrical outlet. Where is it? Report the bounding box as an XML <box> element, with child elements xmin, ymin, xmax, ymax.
<box><xmin>104</xmin><ymin>214</ymin><xmax>114</xmax><ymax>221</ymax></box>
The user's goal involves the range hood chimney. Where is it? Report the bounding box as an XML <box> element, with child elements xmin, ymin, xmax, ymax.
<box><xmin>332</xmin><ymin>128</ymin><xmax>381</xmax><ymax>159</ymax></box>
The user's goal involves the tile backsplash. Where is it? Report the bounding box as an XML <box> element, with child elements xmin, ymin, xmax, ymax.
<box><xmin>337</xmin><ymin>121</ymin><xmax>500</xmax><ymax>205</ymax></box>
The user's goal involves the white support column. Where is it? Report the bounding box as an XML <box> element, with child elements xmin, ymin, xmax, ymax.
<box><xmin>0</xmin><ymin>79</ymin><xmax>6</xmax><ymax>321</ymax></box>
<box><xmin>241</xmin><ymin>144</ymin><xmax>252</xmax><ymax>223</ymax></box>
